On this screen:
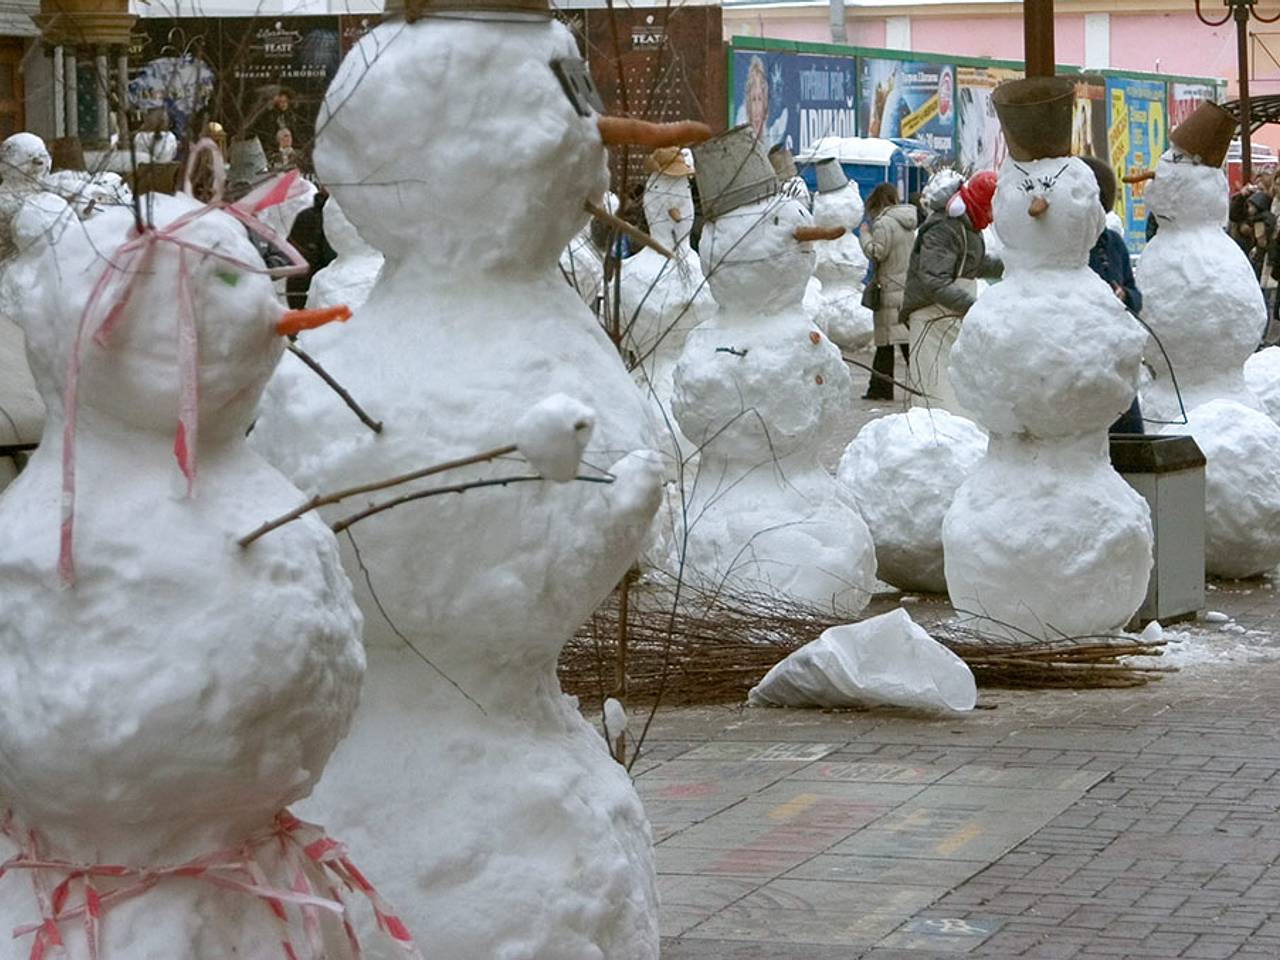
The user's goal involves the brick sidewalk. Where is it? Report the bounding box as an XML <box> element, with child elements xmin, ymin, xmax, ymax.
<box><xmin>648</xmin><ymin>577</ymin><xmax>1280</xmax><ymax>959</ymax></box>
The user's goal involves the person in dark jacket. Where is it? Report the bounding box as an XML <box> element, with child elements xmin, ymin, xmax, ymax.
<box><xmin>285</xmin><ymin>188</ymin><xmax>337</xmax><ymax>309</ymax></box>
<box><xmin>1081</xmin><ymin>156</ymin><xmax>1144</xmax><ymax>434</ymax></box>
<box><xmin>899</xmin><ymin>170</ymin><xmax>1003</xmax><ymax>410</ymax></box>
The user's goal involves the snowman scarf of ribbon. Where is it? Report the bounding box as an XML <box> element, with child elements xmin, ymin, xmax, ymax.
<box><xmin>58</xmin><ymin>140</ymin><xmax>310</xmax><ymax>586</ymax></box>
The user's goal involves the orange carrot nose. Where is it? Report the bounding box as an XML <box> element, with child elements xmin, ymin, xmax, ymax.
<box><xmin>793</xmin><ymin>225</ymin><xmax>846</xmax><ymax>242</ymax></box>
<box><xmin>1028</xmin><ymin>196</ymin><xmax>1050</xmax><ymax>218</ymax></box>
<box><xmin>277</xmin><ymin>305</ymin><xmax>351</xmax><ymax>337</ymax></box>
<box><xmin>1123</xmin><ymin>170</ymin><xmax>1156</xmax><ymax>184</ymax></box>
<box><xmin>597</xmin><ymin>117</ymin><xmax>712</xmax><ymax>148</ymax></box>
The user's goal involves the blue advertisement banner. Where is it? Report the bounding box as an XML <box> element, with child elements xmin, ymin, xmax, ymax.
<box><xmin>730</xmin><ymin>50</ymin><xmax>858</xmax><ymax>154</ymax></box>
<box><xmin>1107</xmin><ymin>76</ymin><xmax>1168</xmax><ymax>253</ymax></box>
<box><xmin>858</xmin><ymin>57</ymin><xmax>956</xmax><ymax>158</ymax></box>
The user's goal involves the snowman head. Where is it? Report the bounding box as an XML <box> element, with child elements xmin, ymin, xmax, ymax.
<box><xmin>316</xmin><ymin>16</ymin><xmax>707</xmax><ymax>278</ymax></box>
<box><xmin>699</xmin><ymin>194</ymin><xmax>821</xmax><ymax>312</ymax></box>
<box><xmin>0</xmin><ymin>133</ymin><xmax>51</xmax><ymax>190</ymax></box>
<box><xmin>993</xmin><ymin>155</ymin><xmax>1104</xmax><ymax>271</ymax></box>
<box><xmin>811</xmin><ymin>181</ymin><xmax>864</xmax><ymax>231</ymax></box>
<box><xmin>14</xmin><ymin>194</ymin><xmax>297</xmax><ymax>440</ymax></box>
<box><xmin>1142</xmin><ymin>147</ymin><xmax>1228</xmax><ymax>228</ymax></box>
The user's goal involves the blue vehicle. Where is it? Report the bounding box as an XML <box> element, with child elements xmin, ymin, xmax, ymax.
<box><xmin>796</xmin><ymin>136</ymin><xmax>941</xmax><ymax>205</ymax></box>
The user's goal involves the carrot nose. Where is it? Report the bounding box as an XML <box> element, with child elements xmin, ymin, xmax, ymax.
<box><xmin>1123</xmin><ymin>170</ymin><xmax>1156</xmax><ymax>184</ymax></box>
<box><xmin>793</xmin><ymin>225</ymin><xmax>846</xmax><ymax>242</ymax></box>
<box><xmin>668</xmin><ymin>206</ymin><xmax>684</xmax><ymax>223</ymax></box>
<box><xmin>597</xmin><ymin>117</ymin><xmax>712</xmax><ymax>148</ymax></box>
<box><xmin>1028</xmin><ymin>196</ymin><xmax>1049</xmax><ymax>218</ymax></box>
<box><xmin>277</xmin><ymin>305</ymin><xmax>351</xmax><ymax>337</ymax></box>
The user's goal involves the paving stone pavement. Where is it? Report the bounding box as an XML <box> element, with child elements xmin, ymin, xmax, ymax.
<box><xmin>645</xmin><ymin>575</ymin><xmax>1280</xmax><ymax>959</ymax></box>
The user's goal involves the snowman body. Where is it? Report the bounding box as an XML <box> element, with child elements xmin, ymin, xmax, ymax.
<box><xmin>0</xmin><ymin>194</ymin><xmax>365</xmax><ymax>957</ymax></box>
<box><xmin>944</xmin><ymin>157</ymin><xmax>1152</xmax><ymax>640</ymax></box>
<box><xmin>252</xmin><ymin>16</ymin><xmax>664</xmax><ymax>960</ymax></box>
<box><xmin>306</xmin><ymin>196</ymin><xmax>383</xmax><ymax>312</ymax></box>
<box><xmin>810</xmin><ymin>182</ymin><xmax>874</xmax><ymax>350</ymax></box>
<box><xmin>1141</xmin><ymin>151</ymin><xmax>1280</xmax><ymax>576</ymax></box>
<box><xmin>672</xmin><ymin>195</ymin><xmax>876</xmax><ymax>613</ymax></box>
<box><xmin>561</xmin><ymin>223</ymin><xmax>604</xmax><ymax>308</ymax></box>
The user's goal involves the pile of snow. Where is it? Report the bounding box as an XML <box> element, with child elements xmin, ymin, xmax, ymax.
<box><xmin>749</xmin><ymin>608</ymin><xmax>977</xmax><ymax>712</ymax></box>
<box><xmin>837</xmin><ymin>408</ymin><xmax>986</xmax><ymax>594</ymax></box>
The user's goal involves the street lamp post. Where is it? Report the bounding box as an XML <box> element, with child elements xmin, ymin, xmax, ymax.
<box><xmin>1195</xmin><ymin>0</ymin><xmax>1280</xmax><ymax>183</ymax></box>
<box><xmin>1024</xmin><ymin>0</ymin><xmax>1056</xmax><ymax>78</ymax></box>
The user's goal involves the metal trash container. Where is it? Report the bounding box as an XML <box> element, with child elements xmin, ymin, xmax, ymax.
<box><xmin>1110</xmin><ymin>434</ymin><xmax>1207</xmax><ymax>628</ymax></box>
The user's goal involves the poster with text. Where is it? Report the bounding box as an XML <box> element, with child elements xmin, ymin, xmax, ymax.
<box><xmin>859</xmin><ymin>57</ymin><xmax>955</xmax><ymax>158</ymax></box>
<box><xmin>1073</xmin><ymin>75</ymin><xmax>1108</xmax><ymax>161</ymax></box>
<box><xmin>1168</xmin><ymin>80</ymin><xmax>1220</xmax><ymax>129</ymax></box>
<box><xmin>956</xmin><ymin>65</ymin><xmax>1020</xmax><ymax>172</ymax></box>
<box><xmin>730</xmin><ymin>49</ymin><xmax>857</xmax><ymax>155</ymax></box>
<box><xmin>1107</xmin><ymin>76</ymin><xmax>1167</xmax><ymax>252</ymax></box>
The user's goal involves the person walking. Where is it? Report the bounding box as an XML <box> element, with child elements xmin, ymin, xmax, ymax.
<box><xmin>1080</xmin><ymin>156</ymin><xmax>1144</xmax><ymax>433</ymax></box>
<box><xmin>858</xmin><ymin>182</ymin><xmax>916</xmax><ymax>400</ymax></box>
<box><xmin>899</xmin><ymin>169</ymin><xmax>1003</xmax><ymax>413</ymax></box>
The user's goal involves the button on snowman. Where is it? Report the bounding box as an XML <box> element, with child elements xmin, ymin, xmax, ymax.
<box><xmin>943</xmin><ymin>78</ymin><xmax>1153</xmax><ymax>641</ymax></box>
<box><xmin>1138</xmin><ymin>101</ymin><xmax>1280</xmax><ymax>578</ymax></box>
<box><xmin>251</xmin><ymin>2</ymin><xmax>710</xmax><ymax>957</ymax></box>
<box><xmin>0</xmin><ymin>189</ymin><xmax>373</xmax><ymax>957</ymax></box>
<box><xmin>672</xmin><ymin>126</ymin><xmax>876</xmax><ymax>614</ymax></box>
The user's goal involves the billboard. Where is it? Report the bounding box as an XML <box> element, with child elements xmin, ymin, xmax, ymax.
<box><xmin>1107</xmin><ymin>76</ymin><xmax>1168</xmax><ymax>252</ymax></box>
<box><xmin>1169</xmin><ymin>80</ymin><xmax>1220</xmax><ymax>128</ymax></box>
<box><xmin>729</xmin><ymin>49</ymin><xmax>857</xmax><ymax>154</ymax></box>
<box><xmin>1073</xmin><ymin>75</ymin><xmax>1109</xmax><ymax>161</ymax></box>
<box><xmin>956</xmin><ymin>65</ymin><xmax>1020</xmax><ymax>172</ymax></box>
<box><xmin>859</xmin><ymin>57</ymin><xmax>956</xmax><ymax>158</ymax></box>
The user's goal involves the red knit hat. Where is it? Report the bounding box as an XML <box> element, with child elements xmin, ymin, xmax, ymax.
<box><xmin>957</xmin><ymin>171</ymin><xmax>998</xmax><ymax>230</ymax></box>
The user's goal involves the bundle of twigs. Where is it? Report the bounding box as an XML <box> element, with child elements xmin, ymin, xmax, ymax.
<box><xmin>559</xmin><ymin>581</ymin><xmax>1172</xmax><ymax>706</ymax></box>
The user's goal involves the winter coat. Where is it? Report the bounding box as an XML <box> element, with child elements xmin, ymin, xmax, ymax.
<box><xmin>1088</xmin><ymin>228</ymin><xmax>1142</xmax><ymax>316</ymax></box>
<box><xmin>898</xmin><ymin>210</ymin><xmax>1003</xmax><ymax>324</ymax></box>
<box><xmin>860</xmin><ymin>204</ymin><xmax>916</xmax><ymax>346</ymax></box>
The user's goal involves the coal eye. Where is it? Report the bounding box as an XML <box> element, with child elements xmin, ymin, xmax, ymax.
<box><xmin>773</xmin><ymin>216</ymin><xmax>779</xmax><ymax>225</ymax></box>
<box><xmin>1020</xmin><ymin>179</ymin><xmax>1034</xmax><ymax>192</ymax></box>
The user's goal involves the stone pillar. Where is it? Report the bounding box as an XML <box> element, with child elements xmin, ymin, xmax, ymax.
<box><xmin>63</xmin><ymin>45</ymin><xmax>77</xmax><ymax>141</ymax></box>
<box><xmin>94</xmin><ymin>48</ymin><xmax>109</xmax><ymax>141</ymax></box>
<box><xmin>52</xmin><ymin>44</ymin><xmax>64</xmax><ymax>138</ymax></box>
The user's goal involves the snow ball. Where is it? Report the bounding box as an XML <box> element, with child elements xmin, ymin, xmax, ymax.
<box><xmin>515</xmin><ymin>394</ymin><xmax>596</xmax><ymax>483</ymax></box>
<box><xmin>1162</xmin><ymin>399</ymin><xmax>1280</xmax><ymax>578</ymax></box>
<box><xmin>603</xmin><ymin>698</ymin><xmax>628</xmax><ymax>741</ymax></box>
<box><xmin>1202</xmin><ymin>611</ymin><xmax>1230</xmax><ymax>623</ymax></box>
<box><xmin>1140</xmin><ymin>620</ymin><xmax>1164</xmax><ymax>644</ymax></box>
<box><xmin>837</xmin><ymin>409</ymin><xmax>987</xmax><ymax>594</ymax></box>
<box><xmin>1245</xmin><ymin>347</ymin><xmax>1280</xmax><ymax>427</ymax></box>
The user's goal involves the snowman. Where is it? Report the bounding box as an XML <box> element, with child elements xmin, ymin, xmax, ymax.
<box><xmin>1245</xmin><ymin>346</ymin><xmax>1280</xmax><ymax>426</ymax></box>
<box><xmin>0</xmin><ymin>185</ymin><xmax>395</xmax><ymax>956</ymax></box>
<box><xmin>250</xmin><ymin>3</ymin><xmax>709</xmax><ymax>956</ymax></box>
<box><xmin>307</xmin><ymin>196</ymin><xmax>383</xmax><ymax>312</ymax></box>
<box><xmin>1136</xmin><ymin>101</ymin><xmax>1280</xmax><ymax>578</ymax></box>
<box><xmin>672</xmin><ymin>125</ymin><xmax>876</xmax><ymax>614</ymax></box>
<box><xmin>620</xmin><ymin>146</ymin><xmax>713</xmax><ymax>462</ymax></box>
<box><xmin>943</xmin><ymin>77</ymin><xmax>1153</xmax><ymax>641</ymax></box>
<box><xmin>808</xmin><ymin>158</ymin><xmax>875</xmax><ymax>351</ymax></box>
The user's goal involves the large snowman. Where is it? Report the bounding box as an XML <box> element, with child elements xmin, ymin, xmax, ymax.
<box><xmin>672</xmin><ymin>125</ymin><xmax>876</xmax><ymax>614</ymax></box>
<box><xmin>1136</xmin><ymin>101</ymin><xmax>1280</xmax><ymax>578</ymax></box>
<box><xmin>252</xmin><ymin>3</ymin><xmax>709</xmax><ymax>957</ymax></box>
<box><xmin>620</xmin><ymin>146</ymin><xmax>713</xmax><ymax>458</ymax></box>
<box><xmin>943</xmin><ymin>77</ymin><xmax>1153</xmax><ymax>640</ymax></box>
<box><xmin>0</xmin><ymin>189</ymin><xmax>375</xmax><ymax>956</ymax></box>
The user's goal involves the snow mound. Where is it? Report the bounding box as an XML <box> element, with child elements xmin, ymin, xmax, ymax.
<box><xmin>837</xmin><ymin>408</ymin><xmax>986</xmax><ymax>594</ymax></box>
<box><xmin>1161</xmin><ymin>399</ymin><xmax>1280</xmax><ymax>578</ymax></box>
<box><xmin>1245</xmin><ymin>346</ymin><xmax>1280</xmax><ymax>426</ymax></box>
<box><xmin>749</xmin><ymin>608</ymin><xmax>976</xmax><ymax>712</ymax></box>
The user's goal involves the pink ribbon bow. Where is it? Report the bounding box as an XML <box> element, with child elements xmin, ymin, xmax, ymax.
<box><xmin>59</xmin><ymin>139</ymin><xmax>311</xmax><ymax>586</ymax></box>
<box><xmin>0</xmin><ymin>808</ymin><xmax>422</xmax><ymax>960</ymax></box>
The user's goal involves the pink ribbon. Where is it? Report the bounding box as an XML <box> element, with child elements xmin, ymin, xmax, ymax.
<box><xmin>58</xmin><ymin>139</ymin><xmax>312</xmax><ymax>585</ymax></box>
<box><xmin>0</xmin><ymin>809</ymin><xmax>422</xmax><ymax>960</ymax></box>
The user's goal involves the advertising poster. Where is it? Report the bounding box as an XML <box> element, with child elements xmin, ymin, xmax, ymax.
<box><xmin>859</xmin><ymin>57</ymin><xmax>956</xmax><ymax>157</ymax></box>
<box><xmin>956</xmin><ymin>65</ymin><xmax>1020</xmax><ymax>172</ymax></box>
<box><xmin>1169</xmin><ymin>80</ymin><xmax>1220</xmax><ymax>128</ymax></box>
<box><xmin>729</xmin><ymin>49</ymin><xmax>857</xmax><ymax>154</ymax></box>
<box><xmin>1107</xmin><ymin>77</ymin><xmax>1168</xmax><ymax>252</ymax></box>
<box><xmin>1073</xmin><ymin>75</ymin><xmax>1108</xmax><ymax>161</ymax></box>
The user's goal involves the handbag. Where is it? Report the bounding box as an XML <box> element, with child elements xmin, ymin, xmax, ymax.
<box><xmin>861</xmin><ymin>261</ymin><xmax>882</xmax><ymax>310</ymax></box>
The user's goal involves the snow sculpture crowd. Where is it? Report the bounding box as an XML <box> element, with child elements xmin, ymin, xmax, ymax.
<box><xmin>0</xmin><ymin>0</ymin><xmax>1276</xmax><ymax>952</ymax></box>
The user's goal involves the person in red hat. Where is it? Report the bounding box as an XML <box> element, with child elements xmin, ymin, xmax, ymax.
<box><xmin>897</xmin><ymin>169</ymin><xmax>1003</xmax><ymax>411</ymax></box>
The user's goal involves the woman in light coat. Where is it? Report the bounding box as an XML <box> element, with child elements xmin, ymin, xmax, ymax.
<box><xmin>858</xmin><ymin>182</ymin><xmax>917</xmax><ymax>400</ymax></box>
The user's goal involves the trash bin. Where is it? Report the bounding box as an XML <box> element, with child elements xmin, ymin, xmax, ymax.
<box><xmin>1109</xmin><ymin>434</ymin><xmax>1206</xmax><ymax>628</ymax></box>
